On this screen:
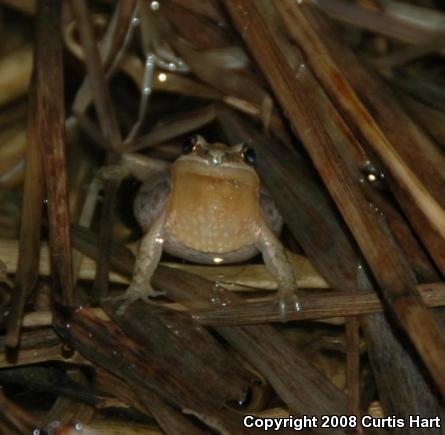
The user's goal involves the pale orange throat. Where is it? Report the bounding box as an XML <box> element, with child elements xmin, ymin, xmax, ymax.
<box><xmin>165</xmin><ymin>166</ymin><xmax>260</xmax><ymax>253</ymax></box>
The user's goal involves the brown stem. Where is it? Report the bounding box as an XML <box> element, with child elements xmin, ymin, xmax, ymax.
<box><xmin>70</xmin><ymin>0</ymin><xmax>124</xmax><ymax>299</ymax></box>
<box><xmin>70</xmin><ymin>0</ymin><xmax>122</xmax><ymax>149</ymax></box>
<box><xmin>223</xmin><ymin>0</ymin><xmax>445</xmax><ymax>398</ymax></box>
<box><xmin>278</xmin><ymin>0</ymin><xmax>445</xmax><ymax>274</ymax></box>
<box><xmin>193</xmin><ymin>283</ymin><xmax>445</xmax><ymax>325</ymax></box>
<box><xmin>34</xmin><ymin>0</ymin><xmax>73</xmax><ymax>306</ymax></box>
<box><xmin>346</xmin><ymin>317</ymin><xmax>361</xmax><ymax>421</ymax></box>
<box><xmin>5</xmin><ymin>77</ymin><xmax>44</xmax><ymax>347</ymax></box>
<box><xmin>0</xmin><ymin>390</ymin><xmax>41</xmax><ymax>433</ymax></box>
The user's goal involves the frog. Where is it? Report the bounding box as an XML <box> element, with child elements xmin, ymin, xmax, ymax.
<box><xmin>122</xmin><ymin>135</ymin><xmax>300</xmax><ymax>318</ymax></box>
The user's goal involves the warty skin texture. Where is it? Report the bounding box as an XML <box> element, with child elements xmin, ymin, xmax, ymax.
<box><xmin>122</xmin><ymin>136</ymin><xmax>300</xmax><ymax>317</ymax></box>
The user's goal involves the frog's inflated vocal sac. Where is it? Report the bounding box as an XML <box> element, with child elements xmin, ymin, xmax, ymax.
<box><xmin>125</xmin><ymin>135</ymin><xmax>300</xmax><ymax>316</ymax></box>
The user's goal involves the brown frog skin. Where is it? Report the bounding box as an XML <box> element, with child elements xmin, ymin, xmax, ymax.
<box><xmin>123</xmin><ymin>135</ymin><xmax>300</xmax><ymax>316</ymax></box>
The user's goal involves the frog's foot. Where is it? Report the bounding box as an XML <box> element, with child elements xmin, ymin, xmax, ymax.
<box><xmin>103</xmin><ymin>283</ymin><xmax>165</xmax><ymax>315</ymax></box>
<box><xmin>123</xmin><ymin>283</ymin><xmax>166</xmax><ymax>302</ymax></box>
<box><xmin>277</xmin><ymin>287</ymin><xmax>301</xmax><ymax>322</ymax></box>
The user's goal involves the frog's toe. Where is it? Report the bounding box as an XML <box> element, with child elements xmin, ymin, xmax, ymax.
<box><xmin>102</xmin><ymin>293</ymin><xmax>129</xmax><ymax>302</ymax></box>
<box><xmin>100</xmin><ymin>292</ymin><xmax>136</xmax><ymax>316</ymax></box>
<box><xmin>126</xmin><ymin>282</ymin><xmax>166</xmax><ymax>302</ymax></box>
<box><xmin>133</xmin><ymin>287</ymin><xmax>165</xmax><ymax>303</ymax></box>
<box><xmin>123</xmin><ymin>283</ymin><xmax>162</xmax><ymax>300</ymax></box>
<box><xmin>277</xmin><ymin>289</ymin><xmax>301</xmax><ymax>322</ymax></box>
<box><xmin>105</xmin><ymin>284</ymin><xmax>165</xmax><ymax>315</ymax></box>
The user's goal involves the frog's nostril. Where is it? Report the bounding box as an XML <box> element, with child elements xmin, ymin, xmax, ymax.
<box><xmin>182</xmin><ymin>136</ymin><xmax>198</xmax><ymax>154</ymax></box>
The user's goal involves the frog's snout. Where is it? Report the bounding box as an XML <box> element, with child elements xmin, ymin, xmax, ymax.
<box><xmin>209</xmin><ymin>150</ymin><xmax>225</xmax><ymax>166</ymax></box>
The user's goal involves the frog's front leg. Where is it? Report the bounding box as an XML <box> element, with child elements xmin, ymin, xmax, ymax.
<box><xmin>117</xmin><ymin>211</ymin><xmax>167</xmax><ymax>314</ymax></box>
<box><xmin>255</xmin><ymin>216</ymin><xmax>301</xmax><ymax>320</ymax></box>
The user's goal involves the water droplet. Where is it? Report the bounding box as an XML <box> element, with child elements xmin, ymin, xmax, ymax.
<box><xmin>367</xmin><ymin>202</ymin><xmax>382</xmax><ymax>215</ymax></box>
<box><xmin>75</xmin><ymin>305</ymin><xmax>83</xmax><ymax>313</ymax></box>
<box><xmin>132</xmin><ymin>17</ymin><xmax>140</xmax><ymax>26</ymax></box>
<box><xmin>278</xmin><ymin>293</ymin><xmax>301</xmax><ymax>322</ymax></box>
<box><xmin>158</xmin><ymin>73</ymin><xmax>167</xmax><ymax>82</ymax></box>
<box><xmin>150</xmin><ymin>1</ymin><xmax>160</xmax><ymax>11</ymax></box>
<box><xmin>361</xmin><ymin>159</ymin><xmax>385</xmax><ymax>186</ymax></box>
<box><xmin>88</xmin><ymin>332</ymin><xmax>93</xmax><ymax>338</ymax></box>
<box><xmin>75</xmin><ymin>422</ymin><xmax>82</xmax><ymax>431</ymax></box>
<box><xmin>296</xmin><ymin>63</ymin><xmax>306</xmax><ymax>78</ymax></box>
<box><xmin>210</xmin><ymin>284</ymin><xmax>232</xmax><ymax>308</ymax></box>
<box><xmin>143</xmin><ymin>87</ymin><xmax>152</xmax><ymax>95</ymax></box>
<box><xmin>66</xmin><ymin>323</ymin><xmax>71</xmax><ymax>329</ymax></box>
<box><xmin>33</xmin><ymin>430</ymin><xmax>40</xmax><ymax>435</ymax></box>
<box><xmin>213</xmin><ymin>257</ymin><xmax>224</xmax><ymax>264</ymax></box>
<box><xmin>47</xmin><ymin>420</ymin><xmax>60</xmax><ymax>434</ymax></box>
<box><xmin>167</xmin><ymin>62</ymin><xmax>177</xmax><ymax>71</ymax></box>
<box><xmin>128</xmin><ymin>363</ymin><xmax>136</xmax><ymax>370</ymax></box>
<box><xmin>112</xmin><ymin>350</ymin><xmax>118</xmax><ymax>356</ymax></box>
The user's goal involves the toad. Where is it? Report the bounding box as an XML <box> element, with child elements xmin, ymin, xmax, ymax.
<box><xmin>124</xmin><ymin>135</ymin><xmax>300</xmax><ymax>317</ymax></box>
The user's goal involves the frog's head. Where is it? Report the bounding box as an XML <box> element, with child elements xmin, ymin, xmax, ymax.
<box><xmin>176</xmin><ymin>135</ymin><xmax>257</xmax><ymax>173</ymax></box>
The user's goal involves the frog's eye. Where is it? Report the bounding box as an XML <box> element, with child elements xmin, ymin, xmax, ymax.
<box><xmin>242</xmin><ymin>147</ymin><xmax>256</xmax><ymax>166</ymax></box>
<box><xmin>182</xmin><ymin>136</ymin><xmax>198</xmax><ymax>154</ymax></box>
